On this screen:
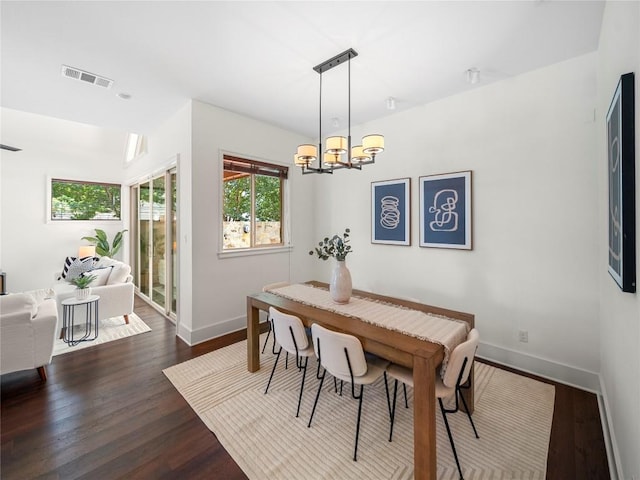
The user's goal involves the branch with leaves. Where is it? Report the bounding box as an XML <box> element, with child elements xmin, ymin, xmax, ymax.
<box><xmin>309</xmin><ymin>228</ymin><xmax>353</xmax><ymax>261</ymax></box>
<box><xmin>81</xmin><ymin>228</ymin><xmax>128</xmax><ymax>257</ymax></box>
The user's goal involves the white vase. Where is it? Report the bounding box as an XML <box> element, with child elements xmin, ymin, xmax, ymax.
<box><xmin>330</xmin><ymin>259</ymin><xmax>352</xmax><ymax>304</ymax></box>
<box><xmin>74</xmin><ymin>287</ymin><xmax>91</xmax><ymax>301</ymax></box>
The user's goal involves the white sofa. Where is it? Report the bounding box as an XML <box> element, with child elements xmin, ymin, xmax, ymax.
<box><xmin>0</xmin><ymin>291</ymin><xmax>58</xmax><ymax>381</ymax></box>
<box><xmin>51</xmin><ymin>256</ymin><xmax>135</xmax><ymax>337</ymax></box>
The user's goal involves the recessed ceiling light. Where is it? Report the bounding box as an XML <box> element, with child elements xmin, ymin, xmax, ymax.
<box><xmin>466</xmin><ymin>68</ymin><xmax>480</xmax><ymax>84</ymax></box>
<box><xmin>117</xmin><ymin>92</ymin><xmax>132</xmax><ymax>100</ymax></box>
<box><xmin>386</xmin><ymin>97</ymin><xmax>396</xmax><ymax>110</ymax></box>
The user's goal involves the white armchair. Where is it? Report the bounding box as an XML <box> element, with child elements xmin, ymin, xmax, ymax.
<box><xmin>51</xmin><ymin>257</ymin><xmax>134</xmax><ymax>337</ymax></box>
<box><xmin>0</xmin><ymin>292</ymin><xmax>58</xmax><ymax>381</ymax></box>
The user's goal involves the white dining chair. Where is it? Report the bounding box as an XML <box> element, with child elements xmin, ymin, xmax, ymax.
<box><xmin>263</xmin><ymin>306</ymin><xmax>314</xmax><ymax>417</ymax></box>
<box><xmin>386</xmin><ymin>328</ymin><xmax>480</xmax><ymax>480</ymax></box>
<box><xmin>307</xmin><ymin>323</ymin><xmax>390</xmax><ymax>461</ymax></box>
<box><xmin>261</xmin><ymin>282</ymin><xmax>290</xmax><ymax>354</ymax></box>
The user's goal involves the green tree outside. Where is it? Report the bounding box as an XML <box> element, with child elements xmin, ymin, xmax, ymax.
<box><xmin>223</xmin><ymin>176</ymin><xmax>251</xmax><ymax>221</ymax></box>
<box><xmin>255</xmin><ymin>175</ymin><xmax>281</xmax><ymax>222</ymax></box>
<box><xmin>51</xmin><ymin>180</ymin><xmax>121</xmax><ymax>220</ymax></box>
<box><xmin>223</xmin><ymin>174</ymin><xmax>281</xmax><ymax>222</ymax></box>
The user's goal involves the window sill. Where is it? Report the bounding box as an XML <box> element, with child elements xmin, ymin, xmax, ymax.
<box><xmin>217</xmin><ymin>245</ymin><xmax>292</xmax><ymax>259</ymax></box>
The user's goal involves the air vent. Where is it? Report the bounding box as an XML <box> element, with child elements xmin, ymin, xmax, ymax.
<box><xmin>61</xmin><ymin>65</ymin><xmax>113</xmax><ymax>89</ymax></box>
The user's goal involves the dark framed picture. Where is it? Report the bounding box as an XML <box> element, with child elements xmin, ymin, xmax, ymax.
<box><xmin>419</xmin><ymin>171</ymin><xmax>472</xmax><ymax>249</ymax></box>
<box><xmin>607</xmin><ymin>72</ymin><xmax>636</xmax><ymax>293</ymax></box>
<box><xmin>371</xmin><ymin>178</ymin><xmax>411</xmax><ymax>245</ymax></box>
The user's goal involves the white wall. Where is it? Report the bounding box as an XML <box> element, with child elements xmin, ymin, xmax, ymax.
<box><xmin>184</xmin><ymin>100</ymin><xmax>315</xmax><ymax>344</ymax></box>
<box><xmin>0</xmin><ymin>109</ymin><xmax>129</xmax><ymax>291</ymax></box>
<box><xmin>307</xmin><ymin>53</ymin><xmax>601</xmax><ymax>390</ymax></box>
<box><xmin>597</xmin><ymin>2</ymin><xmax>640</xmax><ymax>479</ymax></box>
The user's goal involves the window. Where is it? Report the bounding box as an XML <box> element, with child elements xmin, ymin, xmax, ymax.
<box><xmin>51</xmin><ymin>178</ymin><xmax>122</xmax><ymax>220</ymax></box>
<box><xmin>124</xmin><ymin>133</ymin><xmax>147</xmax><ymax>163</ymax></box>
<box><xmin>222</xmin><ymin>154</ymin><xmax>288</xmax><ymax>250</ymax></box>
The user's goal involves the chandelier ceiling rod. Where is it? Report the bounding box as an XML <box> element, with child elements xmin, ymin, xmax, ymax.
<box><xmin>318</xmin><ymin>64</ymin><xmax>323</xmax><ymax>172</ymax></box>
<box><xmin>348</xmin><ymin>51</ymin><xmax>351</xmax><ymax>164</ymax></box>
<box><xmin>294</xmin><ymin>48</ymin><xmax>384</xmax><ymax>175</ymax></box>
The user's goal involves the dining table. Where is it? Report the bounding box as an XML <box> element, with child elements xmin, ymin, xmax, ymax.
<box><xmin>246</xmin><ymin>281</ymin><xmax>475</xmax><ymax>480</ymax></box>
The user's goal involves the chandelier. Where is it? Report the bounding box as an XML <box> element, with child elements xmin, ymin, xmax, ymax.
<box><xmin>294</xmin><ymin>48</ymin><xmax>384</xmax><ymax>174</ymax></box>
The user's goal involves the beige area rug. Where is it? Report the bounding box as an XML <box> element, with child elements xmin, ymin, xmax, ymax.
<box><xmin>53</xmin><ymin>313</ymin><xmax>151</xmax><ymax>356</ymax></box>
<box><xmin>163</xmin><ymin>338</ymin><xmax>555</xmax><ymax>480</ymax></box>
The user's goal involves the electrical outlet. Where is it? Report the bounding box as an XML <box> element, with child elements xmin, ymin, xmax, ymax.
<box><xmin>518</xmin><ymin>330</ymin><xmax>529</xmax><ymax>343</ymax></box>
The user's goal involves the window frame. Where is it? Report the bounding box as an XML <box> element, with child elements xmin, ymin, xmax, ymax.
<box><xmin>219</xmin><ymin>152</ymin><xmax>290</xmax><ymax>256</ymax></box>
<box><xmin>48</xmin><ymin>176</ymin><xmax>123</xmax><ymax>222</ymax></box>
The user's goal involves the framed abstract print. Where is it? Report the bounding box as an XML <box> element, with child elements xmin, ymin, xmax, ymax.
<box><xmin>419</xmin><ymin>171</ymin><xmax>472</xmax><ymax>250</ymax></box>
<box><xmin>607</xmin><ymin>72</ymin><xmax>636</xmax><ymax>293</ymax></box>
<box><xmin>371</xmin><ymin>178</ymin><xmax>411</xmax><ymax>245</ymax></box>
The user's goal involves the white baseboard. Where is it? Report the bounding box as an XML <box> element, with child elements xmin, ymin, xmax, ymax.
<box><xmin>598</xmin><ymin>378</ymin><xmax>623</xmax><ymax>480</ymax></box>
<box><xmin>176</xmin><ymin>322</ymin><xmax>193</xmax><ymax>345</ymax></box>
<box><xmin>477</xmin><ymin>341</ymin><xmax>601</xmax><ymax>393</ymax></box>
<box><xmin>177</xmin><ymin>311</ymin><xmax>269</xmax><ymax>346</ymax></box>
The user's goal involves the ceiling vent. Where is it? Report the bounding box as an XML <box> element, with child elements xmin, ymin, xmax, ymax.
<box><xmin>61</xmin><ymin>65</ymin><xmax>113</xmax><ymax>89</ymax></box>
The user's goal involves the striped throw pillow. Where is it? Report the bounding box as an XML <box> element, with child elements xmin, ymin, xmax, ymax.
<box><xmin>59</xmin><ymin>256</ymin><xmax>97</xmax><ymax>281</ymax></box>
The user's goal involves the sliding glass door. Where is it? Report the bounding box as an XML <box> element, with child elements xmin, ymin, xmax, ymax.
<box><xmin>170</xmin><ymin>171</ymin><xmax>177</xmax><ymax>315</ymax></box>
<box><xmin>131</xmin><ymin>168</ymin><xmax>177</xmax><ymax>319</ymax></box>
<box><xmin>151</xmin><ymin>175</ymin><xmax>166</xmax><ymax>309</ymax></box>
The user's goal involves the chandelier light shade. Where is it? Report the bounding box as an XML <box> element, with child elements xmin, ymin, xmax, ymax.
<box><xmin>324</xmin><ymin>153</ymin><xmax>339</xmax><ymax>164</ymax></box>
<box><xmin>326</xmin><ymin>136</ymin><xmax>347</xmax><ymax>154</ymax></box>
<box><xmin>295</xmin><ymin>48</ymin><xmax>384</xmax><ymax>174</ymax></box>
<box><xmin>297</xmin><ymin>144</ymin><xmax>317</xmax><ymax>161</ymax></box>
<box><xmin>362</xmin><ymin>134</ymin><xmax>385</xmax><ymax>154</ymax></box>
<box><xmin>350</xmin><ymin>145</ymin><xmax>370</xmax><ymax>163</ymax></box>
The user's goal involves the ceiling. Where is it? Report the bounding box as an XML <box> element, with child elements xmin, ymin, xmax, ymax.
<box><xmin>1</xmin><ymin>1</ymin><xmax>605</xmax><ymax>141</ymax></box>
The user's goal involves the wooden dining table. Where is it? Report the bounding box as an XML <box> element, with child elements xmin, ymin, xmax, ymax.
<box><xmin>246</xmin><ymin>281</ymin><xmax>475</xmax><ymax>480</ymax></box>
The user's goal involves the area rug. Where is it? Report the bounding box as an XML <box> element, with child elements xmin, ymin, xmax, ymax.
<box><xmin>163</xmin><ymin>338</ymin><xmax>555</xmax><ymax>480</ymax></box>
<box><xmin>52</xmin><ymin>313</ymin><xmax>151</xmax><ymax>356</ymax></box>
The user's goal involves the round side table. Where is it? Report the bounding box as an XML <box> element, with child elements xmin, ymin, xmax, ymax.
<box><xmin>61</xmin><ymin>295</ymin><xmax>100</xmax><ymax>346</ymax></box>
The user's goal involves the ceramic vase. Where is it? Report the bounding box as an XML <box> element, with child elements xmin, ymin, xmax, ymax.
<box><xmin>330</xmin><ymin>259</ymin><xmax>352</xmax><ymax>304</ymax></box>
<box><xmin>74</xmin><ymin>287</ymin><xmax>91</xmax><ymax>301</ymax></box>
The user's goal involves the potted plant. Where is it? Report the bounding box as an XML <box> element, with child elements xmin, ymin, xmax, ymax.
<box><xmin>309</xmin><ymin>228</ymin><xmax>353</xmax><ymax>304</ymax></box>
<box><xmin>71</xmin><ymin>274</ymin><xmax>96</xmax><ymax>300</ymax></box>
<box><xmin>81</xmin><ymin>228</ymin><xmax>128</xmax><ymax>258</ymax></box>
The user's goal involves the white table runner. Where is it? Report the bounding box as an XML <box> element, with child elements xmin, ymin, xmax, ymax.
<box><xmin>266</xmin><ymin>283</ymin><xmax>470</xmax><ymax>373</ymax></box>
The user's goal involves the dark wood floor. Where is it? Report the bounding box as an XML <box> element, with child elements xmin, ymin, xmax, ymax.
<box><xmin>1</xmin><ymin>297</ymin><xmax>610</xmax><ymax>479</ymax></box>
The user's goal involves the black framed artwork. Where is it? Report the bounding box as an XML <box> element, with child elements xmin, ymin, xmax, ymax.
<box><xmin>419</xmin><ymin>171</ymin><xmax>472</xmax><ymax>249</ymax></box>
<box><xmin>607</xmin><ymin>72</ymin><xmax>636</xmax><ymax>293</ymax></box>
<box><xmin>371</xmin><ymin>178</ymin><xmax>411</xmax><ymax>246</ymax></box>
